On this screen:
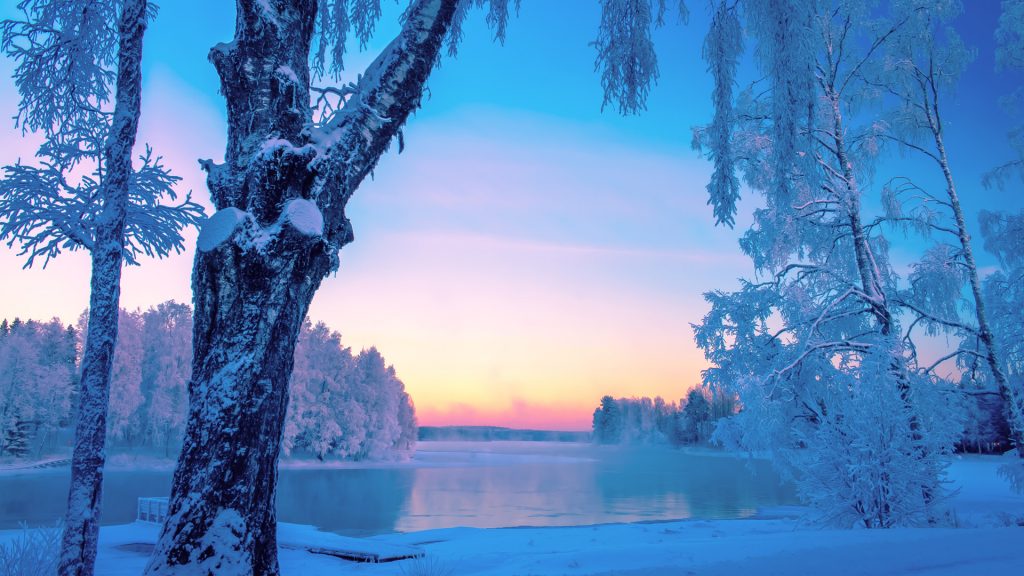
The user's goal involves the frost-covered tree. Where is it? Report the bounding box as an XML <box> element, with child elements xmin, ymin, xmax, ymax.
<box><xmin>0</xmin><ymin>1</ymin><xmax>204</xmax><ymax>573</ymax></box>
<box><xmin>396</xmin><ymin>390</ymin><xmax>418</xmax><ymax>450</ymax></box>
<box><xmin>591</xmin><ymin>395</ymin><xmax>697</xmax><ymax>444</ymax></box>
<box><xmin>693</xmin><ymin>0</ymin><xmax>961</xmax><ymax>527</ymax></box>
<box><xmin>285</xmin><ymin>321</ymin><xmax>354</xmax><ymax>460</ymax></box>
<box><xmin>0</xmin><ymin>318</ymin><xmax>76</xmax><ymax>457</ymax></box>
<box><xmin>26</xmin><ymin>318</ymin><xmax>77</xmax><ymax>453</ymax></box>
<box><xmin>285</xmin><ymin>325</ymin><xmax>417</xmax><ymax>460</ymax></box>
<box><xmin>139</xmin><ymin>302</ymin><xmax>192</xmax><ymax>456</ymax></box>
<box><xmin>865</xmin><ymin>0</ymin><xmax>1024</xmax><ymax>456</ymax></box>
<box><xmin>592</xmin><ymin>395</ymin><xmax>623</xmax><ymax>444</ymax></box>
<box><xmin>979</xmin><ymin>211</ymin><xmax>1024</xmax><ymax>453</ymax></box>
<box><xmin>681</xmin><ymin>387</ymin><xmax>710</xmax><ymax>443</ymax></box>
<box><xmin>984</xmin><ymin>0</ymin><xmax>1024</xmax><ymax>188</ymax></box>
<box><xmin>351</xmin><ymin>347</ymin><xmax>403</xmax><ymax>458</ymax></box>
<box><xmin>105</xmin><ymin>310</ymin><xmax>144</xmax><ymax>444</ymax></box>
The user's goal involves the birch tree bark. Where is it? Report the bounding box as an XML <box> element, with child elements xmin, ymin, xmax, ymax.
<box><xmin>144</xmin><ymin>1</ymin><xmax>458</xmax><ymax>574</ymax></box>
<box><xmin>58</xmin><ymin>2</ymin><xmax>149</xmax><ymax>575</ymax></box>
<box><xmin>926</xmin><ymin>99</ymin><xmax>1024</xmax><ymax>457</ymax></box>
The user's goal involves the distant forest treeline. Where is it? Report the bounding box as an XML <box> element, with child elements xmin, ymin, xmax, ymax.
<box><xmin>592</xmin><ymin>388</ymin><xmax>737</xmax><ymax>446</ymax></box>
<box><xmin>592</xmin><ymin>387</ymin><xmax>1010</xmax><ymax>453</ymax></box>
<box><xmin>0</xmin><ymin>303</ymin><xmax>416</xmax><ymax>461</ymax></box>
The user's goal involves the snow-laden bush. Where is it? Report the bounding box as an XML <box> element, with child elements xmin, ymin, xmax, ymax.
<box><xmin>715</xmin><ymin>345</ymin><xmax>965</xmax><ymax>528</ymax></box>
<box><xmin>999</xmin><ymin>458</ymin><xmax>1024</xmax><ymax>495</ymax></box>
<box><xmin>0</xmin><ymin>522</ymin><xmax>61</xmax><ymax>576</ymax></box>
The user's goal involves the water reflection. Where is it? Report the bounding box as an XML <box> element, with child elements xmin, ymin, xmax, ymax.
<box><xmin>275</xmin><ymin>468</ymin><xmax>414</xmax><ymax>537</ymax></box>
<box><xmin>0</xmin><ymin>443</ymin><xmax>798</xmax><ymax>536</ymax></box>
<box><xmin>0</xmin><ymin>471</ymin><xmax>172</xmax><ymax>529</ymax></box>
<box><xmin>399</xmin><ymin>458</ymin><xmax>604</xmax><ymax>531</ymax></box>
<box><xmin>593</xmin><ymin>446</ymin><xmax>790</xmax><ymax>520</ymax></box>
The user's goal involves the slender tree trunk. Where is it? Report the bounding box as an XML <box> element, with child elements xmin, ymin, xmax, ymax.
<box><xmin>930</xmin><ymin>124</ymin><xmax>1024</xmax><ymax>457</ymax></box>
<box><xmin>58</xmin><ymin>2</ymin><xmax>148</xmax><ymax>575</ymax></box>
<box><xmin>828</xmin><ymin>89</ymin><xmax>936</xmax><ymax>506</ymax></box>
<box><xmin>144</xmin><ymin>2</ymin><xmax>457</xmax><ymax>574</ymax></box>
<box><xmin>829</xmin><ymin>95</ymin><xmax>889</xmax><ymax>331</ymax></box>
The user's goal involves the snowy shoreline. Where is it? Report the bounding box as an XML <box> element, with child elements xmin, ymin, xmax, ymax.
<box><xmin>3</xmin><ymin>509</ymin><xmax>1022</xmax><ymax>575</ymax></box>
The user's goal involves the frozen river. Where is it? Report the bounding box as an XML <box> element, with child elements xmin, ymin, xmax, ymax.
<box><xmin>0</xmin><ymin>441</ymin><xmax>797</xmax><ymax>536</ymax></box>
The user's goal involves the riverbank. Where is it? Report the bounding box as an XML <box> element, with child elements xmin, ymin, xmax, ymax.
<box><xmin>1</xmin><ymin>453</ymin><xmax>1021</xmax><ymax>575</ymax></box>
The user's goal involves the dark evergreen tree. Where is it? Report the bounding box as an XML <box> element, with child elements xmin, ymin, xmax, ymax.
<box><xmin>682</xmin><ymin>388</ymin><xmax>711</xmax><ymax>443</ymax></box>
<box><xmin>1</xmin><ymin>413</ymin><xmax>32</xmax><ymax>457</ymax></box>
<box><xmin>592</xmin><ymin>395</ymin><xmax>623</xmax><ymax>444</ymax></box>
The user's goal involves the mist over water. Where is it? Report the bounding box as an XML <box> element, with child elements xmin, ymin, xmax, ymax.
<box><xmin>1</xmin><ymin>442</ymin><xmax>797</xmax><ymax>536</ymax></box>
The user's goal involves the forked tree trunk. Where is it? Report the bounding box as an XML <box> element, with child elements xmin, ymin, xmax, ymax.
<box><xmin>144</xmin><ymin>1</ymin><xmax>457</xmax><ymax>574</ymax></box>
<box><xmin>827</xmin><ymin>86</ymin><xmax>938</xmax><ymax>507</ymax></box>
<box><xmin>58</xmin><ymin>2</ymin><xmax>148</xmax><ymax>575</ymax></box>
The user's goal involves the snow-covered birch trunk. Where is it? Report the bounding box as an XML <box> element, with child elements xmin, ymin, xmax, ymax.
<box><xmin>928</xmin><ymin>116</ymin><xmax>1024</xmax><ymax>457</ymax></box>
<box><xmin>57</xmin><ymin>2</ymin><xmax>149</xmax><ymax>575</ymax></box>
<box><xmin>826</xmin><ymin>84</ymin><xmax>936</xmax><ymax>502</ymax></box>
<box><xmin>143</xmin><ymin>1</ymin><xmax>457</xmax><ymax>574</ymax></box>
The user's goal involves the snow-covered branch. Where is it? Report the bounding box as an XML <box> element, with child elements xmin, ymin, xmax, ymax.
<box><xmin>594</xmin><ymin>0</ymin><xmax>667</xmax><ymax>115</ymax></box>
<box><xmin>305</xmin><ymin>0</ymin><xmax>458</xmax><ymax>239</ymax></box>
<box><xmin>699</xmin><ymin>1</ymin><xmax>742</xmax><ymax>226</ymax></box>
<box><xmin>0</xmin><ymin>146</ymin><xmax>205</xmax><ymax>268</ymax></box>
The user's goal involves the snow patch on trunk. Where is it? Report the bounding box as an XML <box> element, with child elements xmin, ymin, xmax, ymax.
<box><xmin>197</xmin><ymin>208</ymin><xmax>247</xmax><ymax>252</ymax></box>
<box><xmin>283</xmin><ymin>199</ymin><xmax>323</xmax><ymax>237</ymax></box>
<box><xmin>192</xmin><ymin>508</ymin><xmax>250</xmax><ymax>576</ymax></box>
<box><xmin>275</xmin><ymin>65</ymin><xmax>298</xmax><ymax>84</ymax></box>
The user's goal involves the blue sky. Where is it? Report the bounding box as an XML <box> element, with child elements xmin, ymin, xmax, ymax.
<box><xmin>1</xmin><ymin>1</ymin><xmax>1021</xmax><ymax>429</ymax></box>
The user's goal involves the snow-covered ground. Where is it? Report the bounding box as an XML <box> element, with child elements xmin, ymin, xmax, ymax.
<box><xmin>2</xmin><ymin>451</ymin><xmax>1021</xmax><ymax>575</ymax></box>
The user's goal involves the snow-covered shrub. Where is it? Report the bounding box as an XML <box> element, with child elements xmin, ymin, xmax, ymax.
<box><xmin>0</xmin><ymin>522</ymin><xmax>61</xmax><ymax>576</ymax></box>
<box><xmin>698</xmin><ymin>259</ymin><xmax>962</xmax><ymax>528</ymax></box>
<box><xmin>715</xmin><ymin>344</ymin><xmax>964</xmax><ymax>528</ymax></box>
<box><xmin>794</xmin><ymin>366</ymin><xmax>962</xmax><ymax>528</ymax></box>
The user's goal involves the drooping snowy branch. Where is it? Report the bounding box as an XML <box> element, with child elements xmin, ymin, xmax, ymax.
<box><xmin>698</xmin><ymin>1</ymin><xmax>743</xmax><ymax>227</ymax></box>
<box><xmin>593</xmin><ymin>0</ymin><xmax>662</xmax><ymax>115</ymax></box>
<box><xmin>742</xmin><ymin>0</ymin><xmax>818</xmax><ymax>203</ymax></box>
<box><xmin>313</xmin><ymin>0</ymin><xmax>521</xmax><ymax>77</ymax></box>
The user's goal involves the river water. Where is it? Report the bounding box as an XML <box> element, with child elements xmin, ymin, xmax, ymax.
<box><xmin>1</xmin><ymin>441</ymin><xmax>797</xmax><ymax>536</ymax></box>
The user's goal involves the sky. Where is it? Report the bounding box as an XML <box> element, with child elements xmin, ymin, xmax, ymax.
<box><xmin>1</xmin><ymin>1</ymin><xmax>1022</xmax><ymax>431</ymax></box>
